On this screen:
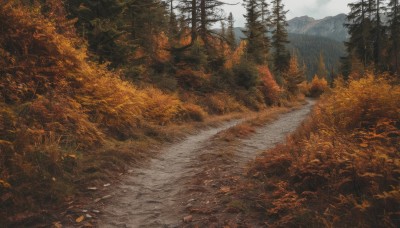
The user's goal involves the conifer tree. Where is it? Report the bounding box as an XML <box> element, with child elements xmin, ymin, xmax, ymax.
<box><xmin>177</xmin><ymin>0</ymin><xmax>225</xmax><ymax>50</ymax></box>
<box><xmin>270</xmin><ymin>0</ymin><xmax>289</xmax><ymax>73</ymax></box>
<box><xmin>372</xmin><ymin>0</ymin><xmax>386</xmax><ymax>69</ymax></box>
<box><xmin>65</xmin><ymin>0</ymin><xmax>126</xmax><ymax>66</ymax></box>
<box><xmin>283</xmin><ymin>54</ymin><xmax>304</xmax><ymax>94</ymax></box>
<box><xmin>316</xmin><ymin>52</ymin><xmax>328</xmax><ymax>79</ymax></box>
<box><xmin>388</xmin><ymin>0</ymin><xmax>400</xmax><ymax>74</ymax></box>
<box><xmin>227</xmin><ymin>12</ymin><xmax>237</xmax><ymax>50</ymax></box>
<box><xmin>345</xmin><ymin>0</ymin><xmax>373</xmax><ymax>68</ymax></box>
<box><xmin>243</xmin><ymin>0</ymin><xmax>270</xmax><ymax>64</ymax></box>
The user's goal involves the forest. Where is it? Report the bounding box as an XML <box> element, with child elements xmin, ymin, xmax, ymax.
<box><xmin>0</xmin><ymin>0</ymin><xmax>399</xmax><ymax>227</ymax></box>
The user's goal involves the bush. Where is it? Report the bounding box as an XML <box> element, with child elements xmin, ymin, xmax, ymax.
<box><xmin>308</xmin><ymin>75</ymin><xmax>329</xmax><ymax>97</ymax></box>
<box><xmin>180</xmin><ymin>103</ymin><xmax>208</xmax><ymax>122</ymax></box>
<box><xmin>0</xmin><ymin>4</ymin><xmax>182</xmax><ymax>223</ymax></box>
<box><xmin>142</xmin><ymin>88</ymin><xmax>181</xmax><ymax>125</ymax></box>
<box><xmin>202</xmin><ymin>93</ymin><xmax>244</xmax><ymax>114</ymax></box>
<box><xmin>258</xmin><ymin>66</ymin><xmax>282</xmax><ymax>105</ymax></box>
<box><xmin>232</xmin><ymin>74</ymin><xmax>400</xmax><ymax>227</ymax></box>
<box><xmin>233</xmin><ymin>60</ymin><xmax>259</xmax><ymax>90</ymax></box>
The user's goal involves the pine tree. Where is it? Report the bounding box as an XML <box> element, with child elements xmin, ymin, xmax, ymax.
<box><xmin>243</xmin><ymin>0</ymin><xmax>270</xmax><ymax>64</ymax></box>
<box><xmin>345</xmin><ymin>0</ymin><xmax>374</xmax><ymax>68</ymax></box>
<box><xmin>65</xmin><ymin>0</ymin><xmax>126</xmax><ymax>66</ymax></box>
<box><xmin>270</xmin><ymin>0</ymin><xmax>289</xmax><ymax>73</ymax></box>
<box><xmin>372</xmin><ymin>0</ymin><xmax>387</xmax><ymax>70</ymax></box>
<box><xmin>388</xmin><ymin>0</ymin><xmax>400</xmax><ymax>74</ymax></box>
<box><xmin>227</xmin><ymin>12</ymin><xmax>236</xmax><ymax>50</ymax></box>
<box><xmin>177</xmin><ymin>0</ymin><xmax>225</xmax><ymax>50</ymax></box>
<box><xmin>283</xmin><ymin>54</ymin><xmax>304</xmax><ymax>95</ymax></box>
<box><xmin>316</xmin><ymin>52</ymin><xmax>328</xmax><ymax>79</ymax></box>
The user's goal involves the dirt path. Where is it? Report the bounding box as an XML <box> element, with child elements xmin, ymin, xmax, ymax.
<box><xmin>97</xmin><ymin>100</ymin><xmax>315</xmax><ymax>227</ymax></box>
<box><xmin>236</xmin><ymin>99</ymin><xmax>316</xmax><ymax>163</ymax></box>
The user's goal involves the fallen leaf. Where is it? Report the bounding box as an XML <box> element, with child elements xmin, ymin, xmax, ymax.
<box><xmin>75</xmin><ymin>215</ymin><xmax>84</xmax><ymax>223</ymax></box>
<box><xmin>53</xmin><ymin>222</ymin><xmax>62</xmax><ymax>228</ymax></box>
<box><xmin>67</xmin><ymin>154</ymin><xmax>77</xmax><ymax>159</ymax></box>
<box><xmin>220</xmin><ymin>186</ymin><xmax>231</xmax><ymax>193</ymax></box>
<box><xmin>360</xmin><ymin>143</ymin><xmax>369</xmax><ymax>148</ymax></box>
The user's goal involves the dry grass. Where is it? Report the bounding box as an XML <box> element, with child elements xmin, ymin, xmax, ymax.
<box><xmin>224</xmin><ymin>74</ymin><xmax>400</xmax><ymax>227</ymax></box>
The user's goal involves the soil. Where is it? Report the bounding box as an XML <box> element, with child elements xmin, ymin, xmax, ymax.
<box><xmin>94</xmin><ymin>100</ymin><xmax>316</xmax><ymax>228</ymax></box>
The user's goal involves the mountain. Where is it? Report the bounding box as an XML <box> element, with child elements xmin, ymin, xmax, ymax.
<box><xmin>287</xmin><ymin>14</ymin><xmax>348</xmax><ymax>42</ymax></box>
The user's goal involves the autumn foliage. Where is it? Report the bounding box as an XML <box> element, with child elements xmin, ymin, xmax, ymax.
<box><xmin>308</xmin><ymin>75</ymin><xmax>329</xmax><ymax>97</ymax></box>
<box><xmin>231</xmin><ymin>75</ymin><xmax>400</xmax><ymax>227</ymax></box>
<box><xmin>0</xmin><ymin>3</ymin><xmax>182</xmax><ymax>223</ymax></box>
<box><xmin>258</xmin><ymin>66</ymin><xmax>282</xmax><ymax>105</ymax></box>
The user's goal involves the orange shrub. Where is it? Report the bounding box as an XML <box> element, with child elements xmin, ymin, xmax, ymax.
<box><xmin>308</xmin><ymin>75</ymin><xmax>329</xmax><ymax>97</ymax></box>
<box><xmin>224</xmin><ymin>41</ymin><xmax>247</xmax><ymax>69</ymax></box>
<box><xmin>175</xmin><ymin>68</ymin><xmax>210</xmax><ymax>90</ymax></box>
<box><xmin>0</xmin><ymin>4</ymin><xmax>190</xmax><ymax>223</ymax></box>
<box><xmin>258</xmin><ymin>66</ymin><xmax>282</xmax><ymax>105</ymax></box>
<box><xmin>202</xmin><ymin>93</ymin><xmax>244</xmax><ymax>114</ymax></box>
<box><xmin>180</xmin><ymin>103</ymin><xmax>208</xmax><ymax>122</ymax></box>
<box><xmin>231</xmin><ymin>74</ymin><xmax>400</xmax><ymax>227</ymax></box>
<box><xmin>142</xmin><ymin>88</ymin><xmax>181</xmax><ymax>125</ymax></box>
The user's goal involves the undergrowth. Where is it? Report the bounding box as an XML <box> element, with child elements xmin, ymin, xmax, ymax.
<box><xmin>229</xmin><ymin>74</ymin><xmax>400</xmax><ymax>227</ymax></box>
<box><xmin>0</xmin><ymin>4</ymin><xmax>183</xmax><ymax>225</ymax></box>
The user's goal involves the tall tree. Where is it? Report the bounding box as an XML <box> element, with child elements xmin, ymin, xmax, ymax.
<box><xmin>65</xmin><ymin>0</ymin><xmax>126</xmax><ymax>66</ymax></box>
<box><xmin>316</xmin><ymin>52</ymin><xmax>328</xmax><ymax>79</ymax></box>
<box><xmin>227</xmin><ymin>12</ymin><xmax>236</xmax><ymax>50</ymax></box>
<box><xmin>270</xmin><ymin>0</ymin><xmax>290</xmax><ymax>73</ymax></box>
<box><xmin>372</xmin><ymin>0</ymin><xmax>387</xmax><ymax>69</ymax></box>
<box><xmin>177</xmin><ymin>0</ymin><xmax>225</xmax><ymax>50</ymax></box>
<box><xmin>345</xmin><ymin>0</ymin><xmax>374</xmax><ymax>68</ymax></box>
<box><xmin>388</xmin><ymin>0</ymin><xmax>400</xmax><ymax>74</ymax></box>
<box><xmin>243</xmin><ymin>0</ymin><xmax>270</xmax><ymax>64</ymax></box>
<box><xmin>283</xmin><ymin>54</ymin><xmax>304</xmax><ymax>95</ymax></box>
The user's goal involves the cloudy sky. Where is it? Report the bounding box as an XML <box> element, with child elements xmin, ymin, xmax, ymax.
<box><xmin>221</xmin><ymin>0</ymin><xmax>353</xmax><ymax>27</ymax></box>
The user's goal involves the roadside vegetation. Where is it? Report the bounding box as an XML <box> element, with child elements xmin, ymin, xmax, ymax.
<box><xmin>220</xmin><ymin>74</ymin><xmax>400</xmax><ymax>227</ymax></box>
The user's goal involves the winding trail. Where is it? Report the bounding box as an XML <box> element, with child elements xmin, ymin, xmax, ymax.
<box><xmin>97</xmin><ymin>100</ymin><xmax>315</xmax><ymax>227</ymax></box>
<box><xmin>236</xmin><ymin>99</ymin><xmax>315</xmax><ymax>163</ymax></box>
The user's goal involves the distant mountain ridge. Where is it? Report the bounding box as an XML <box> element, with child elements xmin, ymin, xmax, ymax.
<box><xmin>287</xmin><ymin>14</ymin><xmax>348</xmax><ymax>42</ymax></box>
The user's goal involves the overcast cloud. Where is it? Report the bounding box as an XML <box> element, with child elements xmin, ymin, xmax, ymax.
<box><xmin>221</xmin><ymin>0</ymin><xmax>353</xmax><ymax>27</ymax></box>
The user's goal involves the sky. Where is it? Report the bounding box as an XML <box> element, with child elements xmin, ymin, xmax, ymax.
<box><xmin>221</xmin><ymin>0</ymin><xmax>353</xmax><ymax>27</ymax></box>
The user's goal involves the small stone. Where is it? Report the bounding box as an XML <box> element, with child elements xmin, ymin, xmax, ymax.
<box><xmin>103</xmin><ymin>183</ymin><xmax>111</xmax><ymax>187</ymax></box>
<box><xmin>82</xmin><ymin>209</ymin><xmax>88</xmax><ymax>213</ymax></box>
<box><xmin>86</xmin><ymin>214</ymin><xmax>92</xmax><ymax>218</ymax></box>
<box><xmin>183</xmin><ymin>215</ymin><xmax>193</xmax><ymax>223</ymax></box>
<box><xmin>92</xmin><ymin>210</ymin><xmax>100</xmax><ymax>214</ymax></box>
<box><xmin>102</xmin><ymin>195</ymin><xmax>112</xmax><ymax>200</ymax></box>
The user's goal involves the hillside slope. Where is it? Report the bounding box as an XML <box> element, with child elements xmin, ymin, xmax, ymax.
<box><xmin>233</xmin><ymin>28</ymin><xmax>346</xmax><ymax>79</ymax></box>
<box><xmin>288</xmin><ymin>33</ymin><xmax>346</xmax><ymax>80</ymax></box>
